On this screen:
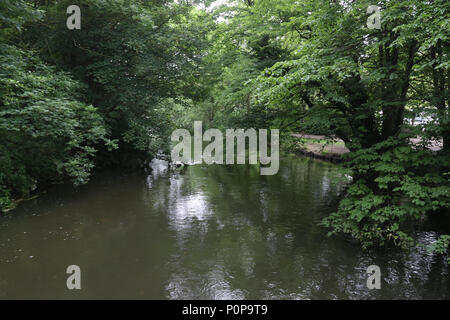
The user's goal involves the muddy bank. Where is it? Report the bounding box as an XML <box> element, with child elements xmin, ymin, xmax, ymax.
<box><xmin>290</xmin><ymin>133</ymin><xmax>349</xmax><ymax>163</ymax></box>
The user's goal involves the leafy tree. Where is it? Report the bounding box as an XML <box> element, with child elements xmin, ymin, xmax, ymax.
<box><xmin>252</xmin><ymin>0</ymin><xmax>449</xmax><ymax>252</ymax></box>
<box><xmin>200</xmin><ymin>0</ymin><xmax>449</xmax><ymax>253</ymax></box>
<box><xmin>0</xmin><ymin>0</ymin><xmax>214</xmax><ymax>208</ymax></box>
<box><xmin>24</xmin><ymin>0</ymin><xmax>214</xmax><ymax>165</ymax></box>
<box><xmin>0</xmin><ymin>43</ymin><xmax>114</xmax><ymax>209</ymax></box>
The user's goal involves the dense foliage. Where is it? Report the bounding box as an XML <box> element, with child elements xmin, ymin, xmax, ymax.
<box><xmin>0</xmin><ymin>43</ymin><xmax>114</xmax><ymax>208</ymax></box>
<box><xmin>1</xmin><ymin>0</ymin><xmax>211</xmax><ymax>208</ymax></box>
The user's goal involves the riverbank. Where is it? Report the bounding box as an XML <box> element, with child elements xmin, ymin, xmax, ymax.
<box><xmin>289</xmin><ymin>133</ymin><xmax>444</xmax><ymax>163</ymax></box>
<box><xmin>290</xmin><ymin>133</ymin><xmax>349</xmax><ymax>163</ymax></box>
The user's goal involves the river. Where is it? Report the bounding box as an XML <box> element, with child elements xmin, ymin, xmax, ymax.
<box><xmin>0</xmin><ymin>155</ymin><xmax>448</xmax><ymax>299</ymax></box>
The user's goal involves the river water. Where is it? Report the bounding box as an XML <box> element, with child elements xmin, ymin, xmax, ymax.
<box><xmin>0</xmin><ymin>155</ymin><xmax>448</xmax><ymax>299</ymax></box>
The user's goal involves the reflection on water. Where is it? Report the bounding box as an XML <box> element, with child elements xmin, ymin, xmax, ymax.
<box><xmin>0</xmin><ymin>155</ymin><xmax>448</xmax><ymax>299</ymax></box>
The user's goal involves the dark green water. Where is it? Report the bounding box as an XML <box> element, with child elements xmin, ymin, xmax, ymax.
<box><xmin>0</xmin><ymin>155</ymin><xmax>448</xmax><ymax>299</ymax></box>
